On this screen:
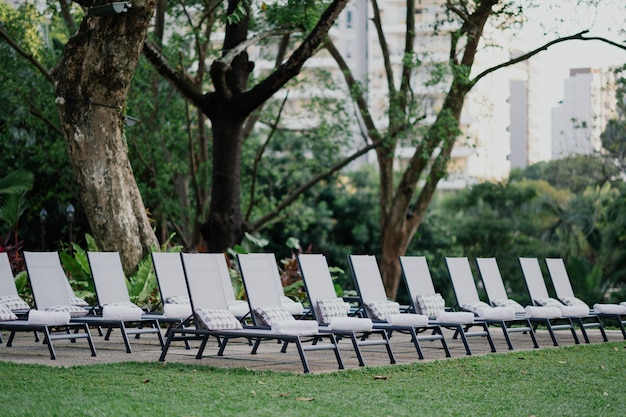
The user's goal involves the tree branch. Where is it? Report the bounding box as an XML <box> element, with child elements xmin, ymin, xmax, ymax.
<box><xmin>218</xmin><ymin>27</ymin><xmax>301</xmax><ymax>68</ymax></box>
<box><xmin>0</xmin><ymin>25</ymin><xmax>53</xmax><ymax>83</ymax></box>
<box><xmin>142</xmin><ymin>40</ymin><xmax>207</xmax><ymax>107</ymax></box>
<box><xmin>239</xmin><ymin>0</ymin><xmax>349</xmax><ymax>115</ymax></box>
<box><xmin>244</xmin><ymin>92</ymin><xmax>289</xmax><ymax>222</ymax></box>
<box><xmin>469</xmin><ymin>30</ymin><xmax>626</xmax><ymax>88</ymax></box>
<box><xmin>250</xmin><ymin>139</ymin><xmax>383</xmax><ymax>231</ymax></box>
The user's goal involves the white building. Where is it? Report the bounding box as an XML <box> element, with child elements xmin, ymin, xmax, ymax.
<box><xmin>551</xmin><ymin>68</ymin><xmax>617</xmax><ymax>159</ymax></box>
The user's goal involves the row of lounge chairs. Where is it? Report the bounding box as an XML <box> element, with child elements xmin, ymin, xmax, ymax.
<box><xmin>0</xmin><ymin>251</ymin><xmax>623</xmax><ymax>372</ymax></box>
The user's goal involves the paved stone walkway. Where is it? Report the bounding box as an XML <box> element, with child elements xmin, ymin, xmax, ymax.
<box><xmin>0</xmin><ymin>325</ymin><xmax>619</xmax><ymax>373</ymax></box>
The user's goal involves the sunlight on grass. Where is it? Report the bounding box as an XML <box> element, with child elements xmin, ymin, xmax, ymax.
<box><xmin>1</xmin><ymin>342</ymin><xmax>625</xmax><ymax>416</ymax></box>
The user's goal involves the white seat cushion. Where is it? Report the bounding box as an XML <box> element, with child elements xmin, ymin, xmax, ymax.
<box><xmin>163</xmin><ymin>303</ymin><xmax>192</xmax><ymax>319</ymax></box>
<box><xmin>102</xmin><ymin>303</ymin><xmax>143</xmax><ymax>321</ymax></box>
<box><xmin>227</xmin><ymin>300</ymin><xmax>250</xmax><ymax>318</ymax></box>
<box><xmin>386</xmin><ymin>313</ymin><xmax>429</xmax><ymax>327</ymax></box>
<box><xmin>280</xmin><ymin>297</ymin><xmax>305</xmax><ymax>315</ymax></box>
<box><xmin>271</xmin><ymin>319</ymin><xmax>318</xmax><ymax>335</ymax></box>
<box><xmin>559</xmin><ymin>304</ymin><xmax>591</xmax><ymax>317</ymax></box>
<box><xmin>328</xmin><ymin>317</ymin><xmax>373</xmax><ymax>332</ymax></box>
<box><xmin>28</xmin><ymin>309</ymin><xmax>70</xmax><ymax>326</ymax></box>
<box><xmin>593</xmin><ymin>303</ymin><xmax>626</xmax><ymax>315</ymax></box>
<box><xmin>436</xmin><ymin>311</ymin><xmax>475</xmax><ymax>324</ymax></box>
<box><xmin>476</xmin><ymin>307</ymin><xmax>516</xmax><ymax>321</ymax></box>
<box><xmin>525</xmin><ymin>306</ymin><xmax>562</xmax><ymax>319</ymax></box>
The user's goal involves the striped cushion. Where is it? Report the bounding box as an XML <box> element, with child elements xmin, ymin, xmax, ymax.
<box><xmin>316</xmin><ymin>298</ymin><xmax>348</xmax><ymax>325</ymax></box>
<box><xmin>365</xmin><ymin>300</ymin><xmax>401</xmax><ymax>321</ymax></box>
<box><xmin>415</xmin><ymin>293</ymin><xmax>445</xmax><ymax>319</ymax></box>
<box><xmin>0</xmin><ymin>303</ymin><xmax>18</xmax><ymax>321</ymax></box>
<box><xmin>195</xmin><ymin>308</ymin><xmax>242</xmax><ymax>330</ymax></box>
<box><xmin>0</xmin><ymin>294</ymin><xmax>29</xmax><ymax>311</ymax></box>
<box><xmin>254</xmin><ymin>306</ymin><xmax>294</xmax><ymax>326</ymax></box>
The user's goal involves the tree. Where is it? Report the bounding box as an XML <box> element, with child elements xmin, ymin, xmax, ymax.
<box><xmin>323</xmin><ymin>0</ymin><xmax>626</xmax><ymax>299</ymax></box>
<box><xmin>1</xmin><ymin>0</ymin><xmax>159</xmax><ymax>273</ymax></box>
<box><xmin>144</xmin><ymin>0</ymin><xmax>351</xmax><ymax>252</ymax></box>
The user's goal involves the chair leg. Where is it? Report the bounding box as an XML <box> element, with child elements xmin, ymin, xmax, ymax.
<box><xmin>526</xmin><ymin>320</ymin><xmax>539</xmax><ymax>348</ymax></box>
<box><xmin>348</xmin><ymin>333</ymin><xmax>366</xmax><ymax>366</ymax></box>
<box><xmin>408</xmin><ymin>327</ymin><xmax>425</xmax><ymax>360</ymax></box>
<box><xmin>42</xmin><ymin>327</ymin><xmax>57</xmax><ymax>360</ymax></box>
<box><xmin>293</xmin><ymin>337</ymin><xmax>311</xmax><ymax>374</ymax></box>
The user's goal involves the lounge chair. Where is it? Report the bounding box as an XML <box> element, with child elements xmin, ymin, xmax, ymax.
<box><xmin>347</xmin><ymin>255</ymin><xmax>454</xmax><ymax>357</ymax></box>
<box><xmin>476</xmin><ymin>257</ymin><xmax>581</xmax><ymax>346</ymax></box>
<box><xmin>0</xmin><ymin>252</ymin><xmax>30</xmax><ymax>317</ymax></box>
<box><xmin>72</xmin><ymin>251</ymin><xmax>165</xmax><ymax>353</ymax></box>
<box><xmin>519</xmin><ymin>257</ymin><xmax>607</xmax><ymax>344</ymax></box>
<box><xmin>160</xmin><ymin>252</ymin><xmax>344</xmax><ymax>373</ymax></box>
<box><xmin>2</xmin><ymin>251</ymin><xmax>98</xmax><ymax>359</ymax></box>
<box><xmin>296</xmin><ymin>253</ymin><xmax>396</xmax><ymax>365</ymax></box>
<box><xmin>545</xmin><ymin>257</ymin><xmax>624</xmax><ymax>339</ymax></box>
<box><xmin>444</xmin><ymin>256</ymin><xmax>538</xmax><ymax>350</ymax></box>
<box><xmin>398</xmin><ymin>255</ymin><xmax>496</xmax><ymax>355</ymax></box>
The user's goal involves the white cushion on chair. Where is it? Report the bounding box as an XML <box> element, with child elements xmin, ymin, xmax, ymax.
<box><xmin>102</xmin><ymin>303</ymin><xmax>143</xmax><ymax>321</ymax></box>
<box><xmin>559</xmin><ymin>296</ymin><xmax>589</xmax><ymax>308</ymax></box>
<box><xmin>525</xmin><ymin>306</ymin><xmax>562</xmax><ymax>319</ymax></box>
<box><xmin>164</xmin><ymin>303</ymin><xmax>192</xmax><ymax>319</ymax></box>
<box><xmin>593</xmin><ymin>303</ymin><xmax>626</xmax><ymax>315</ymax></box>
<box><xmin>227</xmin><ymin>300</ymin><xmax>250</xmax><ymax>317</ymax></box>
<box><xmin>195</xmin><ymin>308</ymin><xmax>243</xmax><ymax>330</ymax></box>
<box><xmin>254</xmin><ymin>306</ymin><xmax>294</xmax><ymax>326</ymax></box>
<box><xmin>461</xmin><ymin>301</ymin><xmax>492</xmax><ymax>314</ymax></box>
<box><xmin>415</xmin><ymin>293</ymin><xmax>445</xmax><ymax>318</ymax></box>
<box><xmin>0</xmin><ymin>294</ymin><xmax>30</xmax><ymax>311</ymax></box>
<box><xmin>328</xmin><ymin>317</ymin><xmax>373</xmax><ymax>332</ymax></box>
<box><xmin>366</xmin><ymin>300</ymin><xmax>401</xmax><ymax>321</ymax></box>
<box><xmin>28</xmin><ymin>309</ymin><xmax>70</xmax><ymax>326</ymax></box>
<box><xmin>559</xmin><ymin>304</ymin><xmax>591</xmax><ymax>317</ymax></box>
<box><xmin>45</xmin><ymin>304</ymin><xmax>89</xmax><ymax>318</ymax></box>
<box><xmin>491</xmin><ymin>298</ymin><xmax>525</xmax><ymax>314</ymax></box>
<box><xmin>280</xmin><ymin>296</ymin><xmax>305</xmax><ymax>315</ymax></box>
<box><xmin>0</xmin><ymin>304</ymin><xmax>18</xmax><ymax>321</ymax></box>
<box><xmin>271</xmin><ymin>319</ymin><xmax>318</xmax><ymax>335</ymax></box>
<box><xmin>436</xmin><ymin>311</ymin><xmax>475</xmax><ymax>324</ymax></box>
<box><xmin>316</xmin><ymin>298</ymin><xmax>348</xmax><ymax>325</ymax></box>
<box><xmin>387</xmin><ymin>313</ymin><xmax>429</xmax><ymax>327</ymax></box>
<box><xmin>475</xmin><ymin>307</ymin><xmax>516</xmax><ymax>321</ymax></box>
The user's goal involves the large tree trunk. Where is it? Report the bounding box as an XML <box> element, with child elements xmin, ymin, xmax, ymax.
<box><xmin>51</xmin><ymin>1</ymin><xmax>158</xmax><ymax>274</ymax></box>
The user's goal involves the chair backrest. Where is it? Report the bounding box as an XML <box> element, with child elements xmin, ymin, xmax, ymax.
<box><xmin>347</xmin><ymin>254</ymin><xmax>387</xmax><ymax>304</ymax></box>
<box><xmin>519</xmin><ymin>257</ymin><xmax>550</xmax><ymax>303</ymax></box>
<box><xmin>237</xmin><ymin>253</ymin><xmax>283</xmax><ymax>326</ymax></box>
<box><xmin>23</xmin><ymin>251</ymin><xmax>73</xmax><ymax>309</ymax></box>
<box><xmin>445</xmin><ymin>257</ymin><xmax>481</xmax><ymax>306</ymax></box>
<box><xmin>475</xmin><ymin>257</ymin><xmax>509</xmax><ymax>302</ymax></box>
<box><xmin>297</xmin><ymin>254</ymin><xmax>338</xmax><ymax>321</ymax></box>
<box><xmin>180</xmin><ymin>253</ymin><xmax>230</xmax><ymax>311</ymax></box>
<box><xmin>0</xmin><ymin>252</ymin><xmax>19</xmax><ymax>296</ymax></box>
<box><xmin>86</xmin><ymin>252</ymin><xmax>131</xmax><ymax>306</ymax></box>
<box><xmin>399</xmin><ymin>256</ymin><xmax>437</xmax><ymax>302</ymax></box>
<box><xmin>545</xmin><ymin>258</ymin><xmax>575</xmax><ymax>299</ymax></box>
<box><xmin>152</xmin><ymin>252</ymin><xmax>189</xmax><ymax>302</ymax></box>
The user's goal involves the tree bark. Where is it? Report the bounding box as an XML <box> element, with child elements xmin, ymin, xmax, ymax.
<box><xmin>51</xmin><ymin>1</ymin><xmax>158</xmax><ymax>274</ymax></box>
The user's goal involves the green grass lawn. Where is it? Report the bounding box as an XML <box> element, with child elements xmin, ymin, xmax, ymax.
<box><xmin>1</xmin><ymin>342</ymin><xmax>625</xmax><ymax>417</ymax></box>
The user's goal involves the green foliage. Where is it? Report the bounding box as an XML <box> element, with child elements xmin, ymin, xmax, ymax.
<box><xmin>59</xmin><ymin>234</ymin><xmax>99</xmax><ymax>305</ymax></box>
